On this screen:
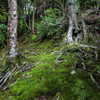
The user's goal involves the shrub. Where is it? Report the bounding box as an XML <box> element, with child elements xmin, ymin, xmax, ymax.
<box><xmin>36</xmin><ymin>8</ymin><xmax>65</xmax><ymax>41</ymax></box>
<box><xmin>0</xmin><ymin>24</ymin><xmax>7</xmax><ymax>48</ymax></box>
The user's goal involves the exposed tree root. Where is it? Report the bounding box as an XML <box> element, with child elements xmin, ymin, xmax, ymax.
<box><xmin>75</xmin><ymin>68</ymin><xmax>100</xmax><ymax>89</ymax></box>
<box><xmin>70</xmin><ymin>43</ymin><xmax>100</xmax><ymax>50</ymax></box>
<box><xmin>0</xmin><ymin>62</ymin><xmax>26</xmax><ymax>90</ymax></box>
<box><xmin>65</xmin><ymin>0</ymin><xmax>89</xmax><ymax>43</ymax></box>
<box><xmin>89</xmin><ymin>73</ymin><xmax>100</xmax><ymax>89</ymax></box>
<box><xmin>55</xmin><ymin>41</ymin><xmax>100</xmax><ymax>89</ymax></box>
<box><xmin>0</xmin><ymin>68</ymin><xmax>16</xmax><ymax>89</ymax></box>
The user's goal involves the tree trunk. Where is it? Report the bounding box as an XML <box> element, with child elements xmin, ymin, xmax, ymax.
<box><xmin>65</xmin><ymin>0</ymin><xmax>88</xmax><ymax>43</ymax></box>
<box><xmin>32</xmin><ymin>0</ymin><xmax>36</xmax><ymax>35</ymax></box>
<box><xmin>0</xmin><ymin>0</ymin><xmax>20</xmax><ymax>89</ymax></box>
<box><xmin>7</xmin><ymin>0</ymin><xmax>19</xmax><ymax>67</ymax></box>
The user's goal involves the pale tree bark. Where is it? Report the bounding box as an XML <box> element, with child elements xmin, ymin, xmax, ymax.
<box><xmin>7</xmin><ymin>0</ymin><xmax>19</xmax><ymax>67</ymax></box>
<box><xmin>0</xmin><ymin>0</ymin><xmax>19</xmax><ymax>89</ymax></box>
<box><xmin>32</xmin><ymin>0</ymin><xmax>36</xmax><ymax>35</ymax></box>
<box><xmin>65</xmin><ymin>0</ymin><xmax>88</xmax><ymax>43</ymax></box>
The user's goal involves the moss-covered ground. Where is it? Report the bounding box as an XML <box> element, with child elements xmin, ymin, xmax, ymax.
<box><xmin>0</xmin><ymin>38</ymin><xmax>100</xmax><ymax>100</ymax></box>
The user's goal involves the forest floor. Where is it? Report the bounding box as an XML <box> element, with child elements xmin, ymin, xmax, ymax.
<box><xmin>0</xmin><ymin>10</ymin><xmax>100</xmax><ymax>100</ymax></box>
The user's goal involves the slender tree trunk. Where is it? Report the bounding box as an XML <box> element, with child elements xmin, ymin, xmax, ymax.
<box><xmin>65</xmin><ymin>0</ymin><xmax>88</xmax><ymax>43</ymax></box>
<box><xmin>32</xmin><ymin>0</ymin><xmax>36</xmax><ymax>35</ymax></box>
<box><xmin>23</xmin><ymin>13</ymin><xmax>31</xmax><ymax>30</ymax></box>
<box><xmin>7</xmin><ymin>0</ymin><xmax>19</xmax><ymax>67</ymax></box>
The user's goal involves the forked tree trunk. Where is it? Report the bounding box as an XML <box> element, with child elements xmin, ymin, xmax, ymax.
<box><xmin>65</xmin><ymin>0</ymin><xmax>88</xmax><ymax>43</ymax></box>
<box><xmin>7</xmin><ymin>0</ymin><xmax>19</xmax><ymax>67</ymax></box>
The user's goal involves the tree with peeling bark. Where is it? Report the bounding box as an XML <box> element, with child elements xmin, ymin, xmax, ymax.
<box><xmin>6</xmin><ymin>0</ymin><xmax>19</xmax><ymax>68</ymax></box>
<box><xmin>65</xmin><ymin>0</ymin><xmax>88</xmax><ymax>43</ymax></box>
<box><xmin>0</xmin><ymin>0</ymin><xmax>19</xmax><ymax>89</ymax></box>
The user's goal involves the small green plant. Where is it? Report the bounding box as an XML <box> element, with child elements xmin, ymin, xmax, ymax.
<box><xmin>32</xmin><ymin>35</ymin><xmax>37</xmax><ymax>41</ymax></box>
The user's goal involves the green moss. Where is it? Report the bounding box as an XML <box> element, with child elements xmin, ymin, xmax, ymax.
<box><xmin>8</xmin><ymin>96</ymin><xmax>17</xmax><ymax>100</ymax></box>
<box><xmin>3</xmin><ymin>60</ymin><xmax>99</xmax><ymax>100</ymax></box>
<box><xmin>0</xmin><ymin>38</ymin><xmax>100</xmax><ymax>100</ymax></box>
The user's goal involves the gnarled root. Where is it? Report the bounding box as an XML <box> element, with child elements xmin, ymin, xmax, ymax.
<box><xmin>0</xmin><ymin>61</ymin><xmax>26</xmax><ymax>90</ymax></box>
<box><xmin>0</xmin><ymin>68</ymin><xmax>16</xmax><ymax>89</ymax></box>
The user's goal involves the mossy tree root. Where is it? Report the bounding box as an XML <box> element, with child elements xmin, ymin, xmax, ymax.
<box><xmin>65</xmin><ymin>0</ymin><xmax>89</xmax><ymax>43</ymax></box>
<box><xmin>0</xmin><ymin>52</ymin><xmax>26</xmax><ymax>90</ymax></box>
<box><xmin>0</xmin><ymin>61</ymin><xmax>26</xmax><ymax>90</ymax></box>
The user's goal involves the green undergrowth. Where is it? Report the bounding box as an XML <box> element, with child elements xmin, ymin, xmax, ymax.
<box><xmin>0</xmin><ymin>39</ymin><xmax>100</xmax><ymax>100</ymax></box>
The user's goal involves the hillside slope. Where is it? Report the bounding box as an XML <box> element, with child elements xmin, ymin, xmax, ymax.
<box><xmin>0</xmin><ymin>10</ymin><xmax>100</xmax><ymax>100</ymax></box>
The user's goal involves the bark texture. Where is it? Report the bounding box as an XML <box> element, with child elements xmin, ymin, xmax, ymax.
<box><xmin>65</xmin><ymin>0</ymin><xmax>88</xmax><ymax>43</ymax></box>
<box><xmin>7</xmin><ymin>0</ymin><xmax>18</xmax><ymax>67</ymax></box>
<box><xmin>0</xmin><ymin>0</ymin><xmax>19</xmax><ymax>89</ymax></box>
